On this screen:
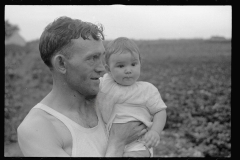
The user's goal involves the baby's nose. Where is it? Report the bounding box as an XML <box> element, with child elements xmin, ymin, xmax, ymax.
<box><xmin>125</xmin><ymin>68</ymin><xmax>132</xmax><ymax>74</ymax></box>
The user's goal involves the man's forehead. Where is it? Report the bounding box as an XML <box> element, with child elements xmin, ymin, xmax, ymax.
<box><xmin>71</xmin><ymin>37</ymin><xmax>104</xmax><ymax>52</ymax></box>
<box><xmin>72</xmin><ymin>36</ymin><xmax>102</xmax><ymax>45</ymax></box>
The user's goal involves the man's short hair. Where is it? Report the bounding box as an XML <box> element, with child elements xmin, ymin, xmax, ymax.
<box><xmin>39</xmin><ymin>16</ymin><xmax>104</xmax><ymax>69</ymax></box>
<box><xmin>104</xmin><ymin>37</ymin><xmax>141</xmax><ymax>66</ymax></box>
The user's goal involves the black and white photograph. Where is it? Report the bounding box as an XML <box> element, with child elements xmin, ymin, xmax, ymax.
<box><xmin>5</xmin><ymin>5</ymin><xmax>231</xmax><ymax>157</ymax></box>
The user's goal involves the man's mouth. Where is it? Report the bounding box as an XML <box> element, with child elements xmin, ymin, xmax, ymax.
<box><xmin>91</xmin><ymin>77</ymin><xmax>99</xmax><ymax>80</ymax></box>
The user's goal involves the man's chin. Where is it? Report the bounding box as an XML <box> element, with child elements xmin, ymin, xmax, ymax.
<box><xmin>84</xmin><ymin>86</ymin><xmax>99</xmax><ymax>101</ymax></box>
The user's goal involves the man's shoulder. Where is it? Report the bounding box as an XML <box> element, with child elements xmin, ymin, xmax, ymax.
<box><xmin>17</xmin><ymin>106</ymin><xmax>69</xmax><ymax>156</ymax></box>
<box><xmin>17</xmin><ymin>107</ymin><xmax>54</xmax><ymax>134</ymax></box>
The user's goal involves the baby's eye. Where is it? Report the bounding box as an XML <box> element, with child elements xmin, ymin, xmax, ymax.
<box><xmin>132</xmin><ymin>63</ymin><xmax>137</xmax><ymax>66</ymax></box>
<box><xmin>118</xmin><ymin>65</ymin><xmax>124</xmax><ymax>68</ymax></box>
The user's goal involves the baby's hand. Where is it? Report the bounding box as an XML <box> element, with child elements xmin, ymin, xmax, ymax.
<box><xmin>142</xmin><ymin>130</ymin><xmax>160</xmax><ymax>148</ymax></box>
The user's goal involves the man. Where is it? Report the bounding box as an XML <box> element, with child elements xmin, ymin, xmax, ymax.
<box><xmin>17</xmin><ymin>16</ymin><xmax>147</xmax><ymax>157</ymax></box>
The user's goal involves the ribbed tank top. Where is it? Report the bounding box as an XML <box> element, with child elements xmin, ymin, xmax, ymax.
<box><xmin>33</xmin><ymin>103</ymin><xmax>108</xmax><ymax>157</ymax></box>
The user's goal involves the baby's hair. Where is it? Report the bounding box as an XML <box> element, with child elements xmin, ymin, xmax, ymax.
<box><xmin>104</xmin><ymin>37</ymin><xmax>141</xmax><ymax>66</ymax></box>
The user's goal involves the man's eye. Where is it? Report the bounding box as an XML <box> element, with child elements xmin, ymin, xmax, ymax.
<box><xmin>132</xmin><ymin>63</ymin><xmax>136</xmax><ymax>66</ymax></box>
<box><xmin>93</xmin><ymin>55</ymin><xmax>99</xmax><ymax>60</ymax></box>
<box><xmin>87</xmin><ymin>55</ymin><xmax>99</xmax><ymax>64</ymax></box>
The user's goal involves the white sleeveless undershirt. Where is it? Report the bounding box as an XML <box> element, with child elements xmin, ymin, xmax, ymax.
<box><xmin>33</xmin><ymin>103</ymin><xmax>108</xmax><ymax>157</ymax></box>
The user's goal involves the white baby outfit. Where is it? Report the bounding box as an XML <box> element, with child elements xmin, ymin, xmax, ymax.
<box><xmin>97</xmin><ymin>73</ymin><xmax>167</xmax><ymax>156</ymax></box>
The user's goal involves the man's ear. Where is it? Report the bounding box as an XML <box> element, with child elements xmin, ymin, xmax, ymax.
<box><xmin>52</xmin><ymin>54</ymin><xmax>67</xmax><ymax>74</ymax></box>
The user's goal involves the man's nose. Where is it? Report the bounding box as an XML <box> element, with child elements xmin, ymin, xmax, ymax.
<box><xmin>95</xmin><ymin>60</ymin><xmax>105</xmax><ymax>74</ymax></box>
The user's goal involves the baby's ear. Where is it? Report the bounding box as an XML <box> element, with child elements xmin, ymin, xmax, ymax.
<box><xmin>105</xmin><ymin>64</ymin><xmax>110</xmax><ymax>73</ymax></box>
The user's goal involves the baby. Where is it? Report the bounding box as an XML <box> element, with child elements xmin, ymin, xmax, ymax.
<box><xmin>97</xmin><ymin>37</ymin><xmax>167</xmax><ymax>157</ymax></box>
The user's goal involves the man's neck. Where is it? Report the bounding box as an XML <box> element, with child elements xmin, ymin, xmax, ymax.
<box><xmin>41</xmin><ymin>81</ymin><xmax>96</xmax><ymax>116</ymax></box>
<box><xmin>41</xmin><ymin>85</ymin><xmax>98</xmax><ymax>128</ymax></box>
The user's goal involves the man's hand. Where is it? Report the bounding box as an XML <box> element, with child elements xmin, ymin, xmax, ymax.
<box><xmin>123</xmin><ymin>150</ymin><xmax>150</xmax><ymax>157</ymax></box>
<box><xmin>105</xmin><ymin>121</ymin><xmax>147</xmax><ymax>157</ymax></box>
<box><xmin>109</xmin><ymin>121</ymin><xmax>147</xmax><ymax>145</ymax></box>
<box><xmin>142</xmin><ymin>130</ymin><xmax>160</xmax><ymax>148</ymax></box>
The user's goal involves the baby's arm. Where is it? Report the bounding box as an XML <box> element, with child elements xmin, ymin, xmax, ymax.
<box><xmin>143</xmin><ymin>109</ymin><xmax>167</xmax><ymax>148</ymax></box>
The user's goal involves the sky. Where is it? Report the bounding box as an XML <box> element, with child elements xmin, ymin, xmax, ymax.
<box><xmin>5</xmin><ymin>5</ymin><xmax>232</xmax><ymax>42</ymax></box>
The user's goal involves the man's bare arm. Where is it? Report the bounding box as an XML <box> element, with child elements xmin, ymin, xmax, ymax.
<box><xmin>17</xmin><ymin>116</ymin><xmax>70</xmax><ymax>157</ymax></box>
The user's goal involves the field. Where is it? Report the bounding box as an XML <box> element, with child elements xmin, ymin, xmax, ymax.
<box><xmin>4</xmin><ymin>39</ymin><xmax>231</xmax><ymax>157</ymax></box>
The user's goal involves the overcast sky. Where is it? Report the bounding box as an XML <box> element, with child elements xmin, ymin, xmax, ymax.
<box><xmin>5</xmin><ymin>5</ymin><xmax>232</xmax><ymax>42</ymax></box>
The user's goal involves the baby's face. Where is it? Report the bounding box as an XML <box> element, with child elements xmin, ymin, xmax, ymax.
<box><xmin>108</xmin><ymin>51</ymin><xmax>141</xmax><ymax>86</ymax></box>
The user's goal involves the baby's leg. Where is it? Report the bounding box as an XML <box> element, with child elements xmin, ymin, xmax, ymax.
<box><xmin>123</xmin><ymin>150</ymin><xmax>150</xmax><ymax>157</ymax></box>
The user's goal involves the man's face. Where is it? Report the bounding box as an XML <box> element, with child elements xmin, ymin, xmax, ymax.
<box><xmin>65</xmin><ymin>37</ymin><xmax>105</xmax><ymax>97</ymax></box>
<box><xmin>108</xmin><ymin>51</ymin><xmax>141</xmax><ymax>86</ymax></box>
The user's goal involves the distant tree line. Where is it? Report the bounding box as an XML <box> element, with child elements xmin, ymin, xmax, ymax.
<box><xmin>5</xmin><ymin>20</ymin><xmax>19</xmax><ymax>40</ymax></box>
